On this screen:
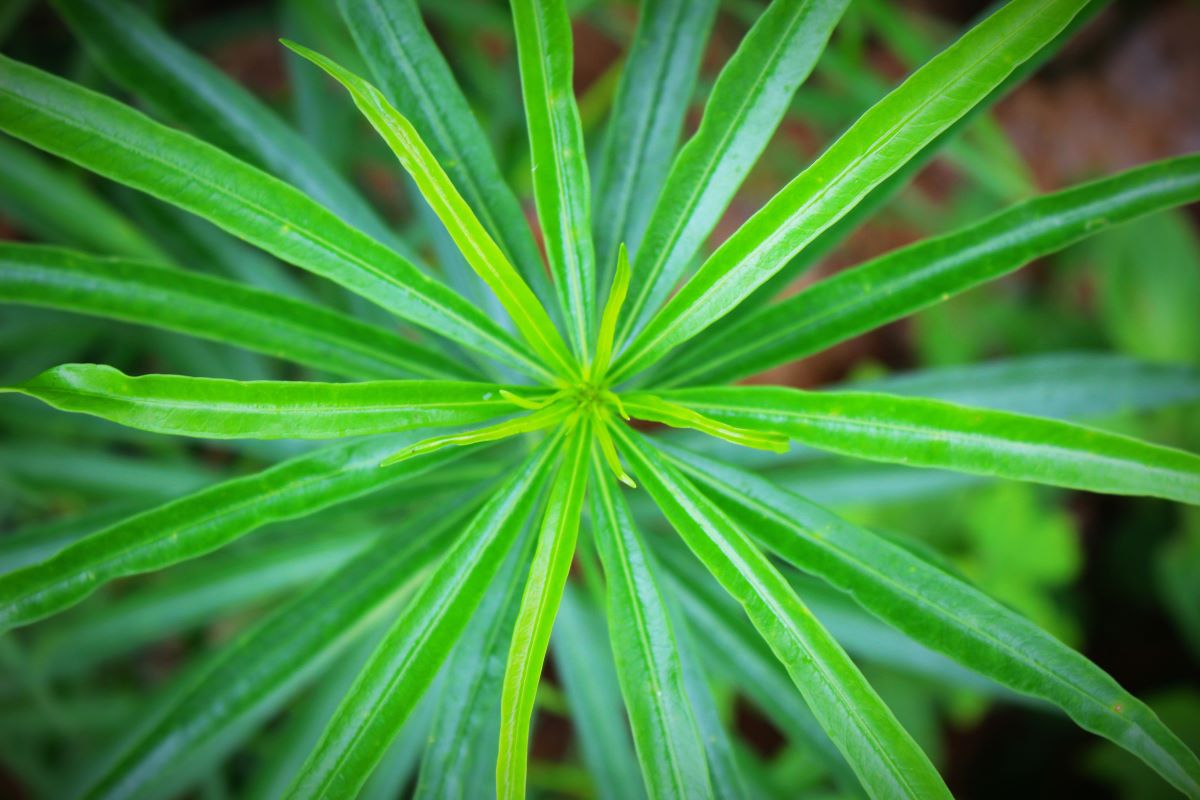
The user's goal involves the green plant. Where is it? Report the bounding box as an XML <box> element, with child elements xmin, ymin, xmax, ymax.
<box><xmin>1</xmin><ymin>0</ymin><xmax>1199</xmax><ymax>797</ymax></box>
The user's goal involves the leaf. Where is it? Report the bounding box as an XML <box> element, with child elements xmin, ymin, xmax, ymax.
<box><xmin>669</xmin><ymin>447</ymin><xmax>1200</xmax><ymax>798</ymax></box>
<box><xmin>553</xmin><ymin>583</ymin><xmax>648</xmax><ymax>800</ymax></box>
<box><xmin>51</xmin><ymin>0</ymin><xmax>400</xmax><ymax>249</ymax></box>
<box><xmin>621</xmin><ymin>392</ymin><xmax>788</xmax><ymax>453</ymax></box>
<box><xmin>0</xmin><ymin>137</ymin><xmax>166</xmax><ymax>261</ymax></box>
<box><xmin>72</xmin><ymin>496</ymin><xmax>477</xmax><ymax>800</ymax></box>
<box><xmin>617</xmin><ymin>0</ymin><xmax>849</xmax><ymax>347</ymax></box>
<box><xmin>0</xmin><ymin>55</ymin><xmax>543</xmax><ymax>378</ymax></box>
<box><xmin>592</xmin><ymin>243</ymin><xmax>631</xmax><ymax>383</ymax></box>
<box><xmin>5</xmin><ymin>364</ymin><xmax>531</xmax><ymax>440</ymax></box>
<box><xmin>589</xmin><ymin>456</ymin><xmax>713</xmax><ymax>799</ymax></box>
<box><xmin>0</xmin><ymin>244</ymin><xmax>464</xmax><ymax>381</ymax></box>
<box><xmin>659</xmin><ymin>386</ymin><xmax>1200</xmax><ymax>504</ymax></box>
<box><xmin>286</xmin><ymin>436</ymin><xmax>561</xmax><ymax>799</ymax></box>
<box><xmin>661</xmin><ymin>153</ymin><xmax>1200</xmax><ymax>385</ymax></box>
<box><xmin>336</xmin><ymin>0</ymin><xmax>555</xmax><ymax>309</ymax></box>
<box><xmin>0</xmin><ymin>435</ymin><xmax>480</xmax><ymax>631</ymax></box>
<box><xmin>380</xmin><ymin>401</ymin><xmax>570</xmax><ymax>466</ymax></box>
<box><xmin>612</xmin><ymin>0</ymin><xmax>1090</xmax><ymax>381</ymax></box>
<box><xmin>510</xmin><ymin>0</ymin><xmax>596</xmax><ymax>359</ymax></box>
<box><xmin>591</xmin><ymin>0</ymin><xmax>717</xmax><ymax>288</ymax></box>
<box><xmin>497</xmin><ymin>419</ymin><xmax>591</xmax><ymax>800</ymax></box>
<box><xmin>282</xmin><ymin>41</ymin><xmax>578</xmax><ymax>382</ymax></box>
<box><xmin>614</xmin><ymin>427</ymin><xmax>950</xmax><ymax>799</ymax></box>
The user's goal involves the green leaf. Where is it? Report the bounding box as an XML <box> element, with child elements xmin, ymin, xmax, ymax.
<box><xmin>553</xmin><ymin>583</ymin><xmax>647</xmax><ymax>800</ymax></box>
<box><xmin>612</xmin><ymin>0</ymin><xmax>1089</xmax><ymax>381</ymax></box>
<box><xmin>622</xmin><ymin>392</ymin><xmax>789</xmax><ymax>453</ymax></box>
<box><xmin>0</xmin><ymin>137</ymin><xmax>167</xmax><ymax>262</ymax></box>
<box><xmin>286</xmin><ymin>437</ymin><xmax>561</xmax><ymax>799</ymax></box>
<box><xmin>670</xmin><ymin>448</ymin><xmax>1200</xmax><ymax>798</ymax></box>
<box><xmin>510</xmin><ymin>0</ymin><xmax>596</xmax><ymax>360</ymax></box>
<box><xmin>614</xmin><ymin>427</ymin><xmax>949</xmax><ymax>799</ymax></box>
<box><xmin>0</xmin><ymin>435</ymin><xmax>480</xmax><ymax>631</ymax></box>
<box><xmin>660</xmin><ymin>386</ymin><xmax>1200</xmax><ymax>504</ymax></box>
<box><xmin>592</xmin><ymin>243</ymin><xmax>631</xmax><ymax>383</ymax></box>
<box><xmin>73</xmin><ymin>496</ymin><xmax>475</xmax><ymax>800</ymax></box>
<box><xmin>51</xmin><ymin>0</ymin><xmax>400</xmax><ymax>248</ymax></box>
<box><xmin>5</xmin><ymin>364</ymin><xmax>530</xmax><ymax>440</ymax></box>
<box><xmin>662</xmin><ymin>154</ymin><xmax>1200</xmax><ymax>385</ymax></box>
<box><xmin>592</xmin><ymin>0</ymin><xmax>717</xmax><ymax>288</ymax></box>
<box><xmin>0</xmin><ymin>55</ymin><xmax>541</xmax><ymax>377</ymax></box>
<box><xmin>497</xmin><ymin>419</ymin><xmax>591</xmax><ymax>800</ymax></box>
<box><xmin>336</xmin><ymin>0</ymin><xmax>555</xmax><ymax>309</ymax></box>
<box><xmin>590</xmin><ymin>457</ymin><xmax>713</xmax><ymax>799</ymax></box>
<box><xmin>0</xmin><ymin>244</ymin><xmax>464</xmax><ymax>381</ymax></box>
<box><xmin>617</xmin><ymin>0</ymin><xmax>849</xmax><ymax>346</ymax></box>
<box><xmin>282</xmin><ymin>41</ymin><xmax>578</xmax><ymax>382</ymax></box>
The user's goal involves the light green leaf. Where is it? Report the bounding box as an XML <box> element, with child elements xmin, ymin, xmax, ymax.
<box><xmin>615</xmin><ymin>427</ymin><xmax>949</xmax><ymax>799</ymax></box>
<box><xmin>590</xmin><ymin>454</ymin><xmax>713</xmax><ymax>799</ymax></box>
<box><xmin>622</xmin><ymin>392</ymin><xmax>788</xmax><ymax>453</ymax></box>
<box><xmin>592</xmin><ymin>243</ymin><xmax>631</xmax><ymax>383</ymax></box>
<box><xmin>662</xmin><ymin>154</ymin><xmax>1200</xmax><ymax>385</ymax></box>
<box><xmin>618</xmin><ymin>0</ymin><xmax>849</xmax><ymax>346</ymax></box>
<box><xmin>286</xmin><ymin>436</ymin><xmax>561</xmax><ymax>799</ymax></box>
<box><xmin>0</xmin><ymin>244</ymin><xmax>463</xmax><ymax>381</ymax></box>
<box><xmin>497</xmin><ymin>419</ymin><xmax>591</xmax><ymax>800</ymax></box>
<box><xmin>283</xmin><ymin>41</ymin><xmax>577</xmax><ymax>382</ymax></box>
<box><xmin>5</xmin><ymin>364</ymin><xmax>530</xmax><ymax>440</ymax></box>
<box><xmin>670</xmin><ymin>447</ymin><xmax>1200</xmax><ymax>798</ymax></box>
<box><xmin>660</xmin><ymin>386</ymin><xmax>1200</xmax><ymax>504</ymax></box>
<box><xmin>0</xmin><ymin>435</ymin><xmax>480</xmax><ymax>630</ymax></box>
<box><xmin>73</xmin><ymin>497</ymin><xmax>474</xmax><ymax>800</ymax></box>
<box><xmin>510</xmin><ymin>0</ymin><xmax>596</xmax><ymax>359</ymax></box>
<box><xmin>0</xmin><ymin>54</ymin><xmax>542</xmax><ymax>377</ymax></box>
<box><xmin>592</xmin><ymin>0</ymin><xmax>717</xmax><ymax>288</ymax></box>
<box><xmin>51</xmin><ymin>0</ymin><xmax>400</xmax><ymax>248</ymax></box>
<box><xmin>336</xmin><ymin>0</ymin><xmax>555</xmax><ymax>309</ymax></box>
<box><xmin>612</xmin><ymin>0</ymin><xmax>1089</xmax><ymax>381</ymax></box>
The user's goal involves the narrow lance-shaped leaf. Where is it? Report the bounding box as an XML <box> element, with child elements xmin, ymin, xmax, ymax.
<box><xmin>611</xmin><ymin>0</ymin><xmax>1089</xmax><ymax>381</ymax></box>
<box><xmin>74</xmin><ymin>495</ymin><xmax>482</xmax><ymax>800</ymax></box>
<box><xmin>4</xmin><ymin>365</ymin><xmax>533</xmax><ymax>440</ymax></box>
<box><xmin>0</xmin><ymin>55</ymin><xmax>544</xmax><ymax>378</ymax></box>
<box><xmin>662</xmin><ymin>153</ymin><xmax>1200</xmax><ymax>386</ymax></box>
<box><xmin>497</xmin><ymin>419</ymin><xmax>592</xmax><ymax>800</ymax></box>
<box><xmin>614</xmin><ymin>427</ymin><xmax>950</xmax><ymax>799</ymax></box>
<box><xmin>337</xmin><ymin>0</ymin><xmax>556</xmax><ymax>309</ymax></box>
<box><xmin>283</xmin><ymin>41</ymin><xmax>578</xmax><ymax>382</ymax></box>
<box><xmin>592</xmin><ymin>0</ymin><xmax>717</xmax><ymax>290</ymax></box>
<box><xmin>286</xmin><ymin>435</ymin><xmax>561</xmax><ymax>799</ymax></box>
<box><xmin>0</xmin><ymin>435</ymin><xmax>482</xmax><ymax>631</ymax></box>
<box><xmin>590</xmin><ymin>449</ymin><xmax>713</xmax><ymax>800</ymax></box>
<box><xmin>660</xmin><ymin>386</ymin><xmax>1200</xmax><ymax>505</ymax></box>
<box><xmin>0</xmin><ymin>244</ymin><xmax>465</xmax><ymax>381</ymax></box>
<box><xmin>510</xmin><ymin>0</ymin><xmax>597</xmax><ymax>360</ymax></box>
<box><xmin>670</xmin><ymin>447</ymin><xmax>1200</xmax><ymax>798</ymax></box>
<box><xmin>52</xmin><ymin>0</ymin><xmax>402</xmax><ymax>249</ymax></box>
<box><xmin>617</xmin><ymin>0</ymin><xmax>850</xmax><ymax>347</ymax></box>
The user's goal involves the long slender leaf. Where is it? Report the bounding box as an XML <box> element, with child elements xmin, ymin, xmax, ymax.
<box><xmin>5</xmin><ymin>365</ymin><xmax>532</xmax><ymax>440</ymax></box>
<box><xmin>662</xmin><ymin>154</ymin><xmax>1200</xmax><ymax>385</ymax></box>
<box><xmin>618</xmin><ymin>0</ymin><xmax>849</xmax><ymax>346</ymax></box>
<box><xmin>337</xmin><ymin>0</ymin><xmax>555</xmax><ymax>308</ymax></box>
<box><xmin>590</xmin><ymin>456</ymin><xmax>712</xmax><ymax>799</ymax></box>
<box><xmin>671</xmin><ymin>448</ymin><xmax>1200</xmax><ymax>798</ymax></box>
<box><xmin>286</xmin><ymin>436</ymin><xmax>560</xmax><ymax>799</ymax></box>
<box><xmin>52</xmin><ymin>0</ymin><xmax>400</xmax><ymax>248</ymax></box>
<box><xmin>612</xmin><ymin>0</ymin><xmax>1089</xmax><ymax>381</ymax></box>
<box><xmin>0</xmin><ymin>435</ymin><xmax>481</xmax><ymax>630</ymax></box>
<box><xmin>0</xmin><ymin>244</ymin><xmax>464</xmax><ymax>380</ymax></box>
<box><xmin>615</xmin><ymin>427</ymin><xmax>949</xmax><ymax>799</ymax></box>
<box><xmin>661</xmin><ymin>386</ymin><xmax>1200</xmax><ymax>504</ymax></box>
<box><xmin>0</xmin><ymin>55</ymin><xmax>543</xmax><ymax>377</ymax></box>
<box><xmin>72</xmin><ymin>497</ymin><xmax>476</xmax><ymax>800</ymax></box>
<box><xmin>497</xmin><ymin>419</ymin><xmax>591</xmax><ymax>800</ymax></box>
<box><xmin>510</xmin><ymin>0</ymin><xmax>596</xmax><ymax>359</ymax></box>
<box><xmin>592</xmin><ymin>0</ymin><xmax>717</xmax><ymax>287</ymax></box>
<box><xmin>283</xmin><ymin>41</ymin><xmax>578</xmax><ymax>381</ymax></box>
